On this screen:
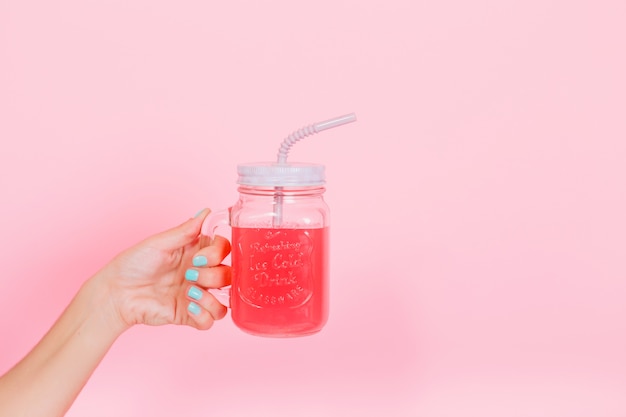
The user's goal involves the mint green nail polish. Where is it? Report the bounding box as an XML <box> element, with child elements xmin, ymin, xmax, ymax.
<box><xmin>185</xmin><ymin>269</ymin><xmax>199</xmax><ymax>282</ymax></box>
<box><xmin>194</xmin><ymin>209</ymin><xmax>204</xmax><ymax>218</ymax></box>
<box><xmin>193</xmin><ymin>255</ymin><xmax>208</xmax><ymax>267</ymax></box>
<box><xmin>188</xmin><ymin>302</ymin><xmax>201</xmax><ymax>316</ymax></box>
<box><xmin>188</xmin><ymin>286</ymin><xmax>202</xmax><ymax>301</ymax></box>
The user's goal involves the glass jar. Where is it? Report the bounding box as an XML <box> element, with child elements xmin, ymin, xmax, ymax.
<box><xmin>203</xmin><ymin>163</ymin><xmax>330</xmax><ymax>337</ymax></box>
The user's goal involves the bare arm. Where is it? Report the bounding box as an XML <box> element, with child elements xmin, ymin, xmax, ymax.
<box><xmin>0</xmin><ymin>275</ymin><xmax>125</xmax><ymax>416</ymax></box>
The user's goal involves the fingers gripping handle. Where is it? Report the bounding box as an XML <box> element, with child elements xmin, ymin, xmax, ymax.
<box><xmin>200</xmin><ymin>208</ymin><xmax>232</xmax><ymax>307</ymax></box>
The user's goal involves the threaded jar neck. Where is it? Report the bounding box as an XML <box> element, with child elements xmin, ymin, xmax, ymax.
<box><xmin>237</xmin><ymin>185</ymin><xmax>325</xmax><ymax>197</ymax></box>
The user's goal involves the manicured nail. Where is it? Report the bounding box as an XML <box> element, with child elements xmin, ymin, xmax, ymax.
<box><xmin>185</xmin><ymin>269</ymin><xmax>199</xmax><ymax>282</ymax></box>
<box><xmin>188</xmin><ymin>301</ymin><xmax>201</xmax><ymax>316</ymax></box>
<box><xmin>187</xmin><ymin>286</ymin><xmax>203</xmax><ymax>301</ymax></box>
<box><xmin>194</xmin><ymin>209</ymin><xmax>204</xmax><ymax>218</ymax></box>
<box><xmin>193</xmin><ymin>255</ymin><xmax>208</xmax><ymax>267</ymax></box>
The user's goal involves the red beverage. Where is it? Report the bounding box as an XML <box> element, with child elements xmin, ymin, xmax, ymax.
<box><xmin>231</xmin><ymin>226</ymin><xmax>329</xmax><ymax>337</ymax></box>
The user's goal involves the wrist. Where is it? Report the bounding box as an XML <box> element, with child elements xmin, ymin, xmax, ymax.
<box><xmin>82</xmin><ymin>272</ymin><xmax>131</xmax><ymax>338</ymax></box>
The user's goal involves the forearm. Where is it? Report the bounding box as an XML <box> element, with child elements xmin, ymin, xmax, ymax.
<box><xmin>0</xmin><ymin>274</ymin><xmax>128</xmax><ymax>417</ymax></box>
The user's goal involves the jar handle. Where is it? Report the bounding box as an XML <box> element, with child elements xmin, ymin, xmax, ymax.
<box><xmin>199</xmin><ymin>207</ymin><xmax>231</xmax><ymax>247</ymax></box>
<box><xmin>199</xmin><ymin>208</ymin><xmax>232</xmax><ymax>307</ymax></box>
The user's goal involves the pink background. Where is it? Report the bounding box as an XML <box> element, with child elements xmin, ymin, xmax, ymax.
<box><xmin>1</xmin><ymin>0</ymin><xmax>625</xmax><ymax>415</ymax></box>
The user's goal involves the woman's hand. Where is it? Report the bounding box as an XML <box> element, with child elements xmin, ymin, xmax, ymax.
<box><xmin>95</xmin><ymin>209</ymin><xmax>232</xmax><ymax>331</ymax></box>
<box><xmin>0</xmin><ymin>209</ymin><xmax>232</xmax><ymax>417</ymax></box>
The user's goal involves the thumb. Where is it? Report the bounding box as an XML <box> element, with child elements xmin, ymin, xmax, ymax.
<box><xmin>150</xmin><ymin>208</ymin><xmax>211</xmax><ymax>251</ymax></box>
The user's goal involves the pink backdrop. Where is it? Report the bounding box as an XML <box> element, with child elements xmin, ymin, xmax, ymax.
<box><xmin>1</xmin><ymin>0</ymin><xmax>625</xmax><ymax>415</ymax></box>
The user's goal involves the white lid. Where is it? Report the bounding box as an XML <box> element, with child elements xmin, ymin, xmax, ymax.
<box><xmin>237</xmin><ymin>162</ymin><xmax>325</xmax><ymax>187</ymax></box>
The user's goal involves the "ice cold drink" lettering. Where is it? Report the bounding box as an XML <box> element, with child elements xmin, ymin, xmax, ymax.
<box><xmin>231</xmin><ymin>227</ymin><xmax>329</xmax><ymax>335</ymax></box>
<box><xmin>244</xmin><ymin>232</ymin><xmax>310</xmax><ymax>305</ymax></box>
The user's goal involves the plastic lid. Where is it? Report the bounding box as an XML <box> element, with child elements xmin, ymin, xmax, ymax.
<box><xmin>237</xmin><ymin>162</ymin><xmax>325</xmax><ymax>187</ymax></box>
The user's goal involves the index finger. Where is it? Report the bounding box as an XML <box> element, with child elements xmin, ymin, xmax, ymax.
<box><xmin>192</xmin><ymin>235</ymin><xmax>231</xmax><ymax>267</ymax></box>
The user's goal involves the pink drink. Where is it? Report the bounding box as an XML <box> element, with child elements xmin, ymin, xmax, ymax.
<box><xmin>231</xmin><ymin>226</ymin><xmax>329</xmax><ymax>337</ymax></box>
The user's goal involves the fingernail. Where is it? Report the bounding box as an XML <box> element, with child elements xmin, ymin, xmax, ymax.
<box><xmin>193</xmin><ymin>255</ymin><xmax>208</xmax><ymax>267</ymax></box>
<box><xmin>188</xmin><ymin>301</ymin><xmax>201</xmax><ymax>316</ymax></box>
<box><xmin>188</xmin><ymin>286</ymin><xmax>203</xmax><ymax>301</ymax></box>
<box><xmin>194</xmin><ymin>209</ymin><xmax>204</xmax><ymax>218</ymax></box>
<box><xmin>185</xmin><ymin>269</ymin><xmax>199</xmax><ymax>282</ymax></box>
